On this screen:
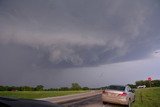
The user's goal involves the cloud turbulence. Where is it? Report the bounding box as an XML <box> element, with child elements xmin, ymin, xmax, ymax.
<box><xmin>0</xmin><ymin>0</ymin><xmax>160</xmax><ymax>87</ymax></box>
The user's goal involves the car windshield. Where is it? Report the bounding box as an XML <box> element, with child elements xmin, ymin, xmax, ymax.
<box><xmin>107</xmin><ymin>85</ymin><xmax>125</xmax><ymax>91</ymax></box>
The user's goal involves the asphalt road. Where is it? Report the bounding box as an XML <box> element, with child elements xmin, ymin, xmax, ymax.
<box><xmin>61</xmin><ymin>95</ymin><xmax>126</xmax><ymax>107</ymax></box>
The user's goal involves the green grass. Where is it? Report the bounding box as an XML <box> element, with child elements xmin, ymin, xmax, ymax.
<box><xmin>0</xmin><ymin>91</ymin><xmax>87</xmax><ymax>99</ymax></box>
<box><xmin>132</xmin><ymin>87</ymin><xmax>160</xmax><ymax>107</ymax></box>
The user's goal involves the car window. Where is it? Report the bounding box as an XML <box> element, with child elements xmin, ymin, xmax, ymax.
<box><xmin>107</xmin><ymin>85</ymin><xmax>125</xmax><ymax>91</ymax></box>
<box><xmin>126</xmin><ymin>86</ymin><xmax>132</xmax><ymax>92</ymax></box>
<box><xmin>126</xmin><ymin>87</ymin><xmax>129</xmax><ymax>92</ymax></box>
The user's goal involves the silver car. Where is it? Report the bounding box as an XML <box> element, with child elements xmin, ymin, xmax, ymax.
<box><xmin>102</xmin><ymin>85</ymin><xmax>135</xmax><ymax>107</ymax></box>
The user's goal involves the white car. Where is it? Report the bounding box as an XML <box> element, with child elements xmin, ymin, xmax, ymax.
<box><xmin>137</xmin><ymin>85</ymin><xmax>146</xmax><ymax>88</ymax></box>
<box><xmin>102</xmin><ymin>85</ymin><xmax>135</xmax><ymax>107</ymax></box>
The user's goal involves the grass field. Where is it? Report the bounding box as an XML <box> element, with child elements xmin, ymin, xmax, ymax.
<box><xmin>0</xmin><ymin>91</ymin><xmax>87</xmax><ymax>99</ymax></box>
<box><xmin>132</xmin><ymin>87</ymin><xmax>160</xmax><ymax>107</ymax></box>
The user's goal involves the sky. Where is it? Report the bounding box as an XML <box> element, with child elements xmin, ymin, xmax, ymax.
<box><xmin>0</xmin><ymin>0</ymin><xmax>160</xmax><ymax>88</ymax></box>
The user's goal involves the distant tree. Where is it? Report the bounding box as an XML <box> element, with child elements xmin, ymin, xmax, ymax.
<box><xmin>82</xmin><ymin>87</ymin><xmax>89</xmax><ymax>90</ymax></box>
<box><xmin>0</xmin><ymin>86</ymin><xmax>6</xmax><ymax>91</ymax></box>
<box><xmin>4</xmin><ymin>86</ymin><xmax>8</xmax><ymax>91</ymax></box>
<box><xmin>135</xmin><ymin>80</ymin><xmax>150</xmax><ymax>87</ymax></box>
<box><xmin>71</xmin><ymin>83</ymin><xmax>81</xmax><ymax>90</ymax></box>
<box><xmin>127</xmin><ymin>84</ymin><xmax>136</xmax><ymax>89</ymax></box>
<box><xmin>135</xmin><ymin>80</ymin><xmax>144</xmax><ymax>86</ymax></box>
<box><xmin>151</xmin><ymin>80</ymin><xmax>160</xmax><ymax>87</ymax></box>
<box><xmin>59</xmin><ymin>87</ymin><xmax>69</xmax><ymax>91</ymax></box>
<box><xmin>35</xmin><ymin>85</ymin><xmax>44</xmax><ymax>91</ymax></box>
<box><xmin>135</xmin><ymin>80</ymin><xmax>160</xmax><ymax>87</ymax></box>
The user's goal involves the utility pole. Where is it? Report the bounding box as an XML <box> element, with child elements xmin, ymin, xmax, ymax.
<box><xmin>148</xmin><ymin>77</ymin><xmax>152</xmax><ymax>87</ymax></box>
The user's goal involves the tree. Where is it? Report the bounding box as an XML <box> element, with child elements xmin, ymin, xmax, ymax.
<box><xmin>71</xmin><ymin>83</ymin><xmax>81</xmax><ymax>90</ymax></box>
<box><xmin>135</xmin><ymin>80</ymin><xmax>144</xmax><ymax>86</ymax></box>
<box><xmin>82</xmin><ymin>87</ymin><xmax>89</xmax><ymax>90</ymax></box>
<box><xmin>127</xmin><ymin>84</ymin><xmax>136</xmax><ymax>89</ymax></box>
<box><xmin>59</xmin><ymin>87</ymin><xmax>69</xmax><ymax>91</ymax></box>
<box><xmin>0</xmin><ymin>86</ymin><xmax>6</xmax><ymax>91</ymax></box>
<box><xmin>135</xmin><ymin>80</ymin><xmax>152</xmax><ymax>87</ymax></box>
<box><xmin>35</xmin><ymin>85</ymin><xmax>44</xmax><ymax>91</ymax></box>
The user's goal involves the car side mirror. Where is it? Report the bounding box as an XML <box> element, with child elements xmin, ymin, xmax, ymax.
<box><xmin>129</xmin><ymin>89</ymin><xmax>135</xmax><ymax>93</ymax></box>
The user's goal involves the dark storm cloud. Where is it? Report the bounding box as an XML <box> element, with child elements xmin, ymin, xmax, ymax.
<box><xmin>0</xmin><ymin>0</ymin><xmax>160</xmax><ymax>69</ymax></box>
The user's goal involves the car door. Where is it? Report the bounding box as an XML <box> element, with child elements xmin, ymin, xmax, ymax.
<box><xmin>127</xmin><ymin>86</ymin><xmax>134</xmax><ymax>102</ymax></box>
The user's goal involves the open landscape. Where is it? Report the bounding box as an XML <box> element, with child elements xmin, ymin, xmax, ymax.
<box><xmin>1</xmin><ymin>87</ymin><xmax>160</xmax><ymax>107</ymax></box>
<box><xmin>0</xmin><ymin>91</ymin><xmax>87</xmax><ymax>99</ymax></box>
<box><xmin>1</xmin><ymin>0</ymin><xmax>160</xmax><ymax>107</ymax></box>
<box><xmin>132</xmin><ymin>87</ymin><xmax>160</xmax><ymax>107</ymax></box>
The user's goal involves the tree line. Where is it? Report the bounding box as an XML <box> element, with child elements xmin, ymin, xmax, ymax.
<box><xmin>2</xmin><ymin>79</ymin><xmax>159</xmax><ymax>91</ymax></box>
<box><xmin>127</xmin><ymin>79</ymin><xmax>160</xmax><ymax>88</ymax></box>
<box><xmin>0</xmin><ymin>83</ymin><xmax>90</xmax><ymax>91</ymax></box>
<box><xmin>0</xmin><ymin>85</ymin><xmax>44</xmax><ymax>91</ymax></box>
<box><xmin>135</xmin><ymin>80</ymin><xmax>160</xmax><ymax>87</ymax></box>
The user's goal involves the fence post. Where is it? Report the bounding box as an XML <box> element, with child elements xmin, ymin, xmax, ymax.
<box><xmin>140</xmin><ymin>92</ymin><xmax>143</xmax><ymax>103</ymax></box>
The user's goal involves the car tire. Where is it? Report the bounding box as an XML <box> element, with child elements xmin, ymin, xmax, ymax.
<box><xmin>133</xmin><ymin>96</ymin><xmax>135</xmax><ymax>102</ymax></box>
<box><xmin>102</xmin><ymin>101</ymin><xmax>106</xmax><ymax>105</ymax></box>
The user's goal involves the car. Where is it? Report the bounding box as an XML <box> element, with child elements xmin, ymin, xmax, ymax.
<box><xmin>0</xmin><ymin>97</ymin><xmax>63</xmax><ymax>107</ymax></box>
<box><xmin>102</xmin><ymin>85</ymin><xmax>135</xmax><ymax>107</ymax></box>
<box><xmin>137</xmin><ymin>85</ymin><xmax>146</xmax><ymax>88</ymax></box>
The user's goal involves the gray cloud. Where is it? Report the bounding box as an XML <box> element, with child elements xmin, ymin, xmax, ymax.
<box><xmin>1</xmin><ymin>0</ymin><xmax>159</xmax><ymax>68</ymax></box>
<box><xmin>0</xmin><ymin>0</ymin><xmax>160</xmax><ymax>87</ymax></box>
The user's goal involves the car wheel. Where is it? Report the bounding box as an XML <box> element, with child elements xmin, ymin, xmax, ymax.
<box><xmin>102</xmin><ymin>101</ymin><xmax>106</xmax><ymax>105</ymax></box>
<box><xmin>133</xmin><ymin>96</ymin><xmax>135</xmax><ymax>102</ymax></box>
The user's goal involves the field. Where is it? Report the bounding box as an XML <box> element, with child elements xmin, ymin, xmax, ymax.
<box><xmin>0</xmin><ymin>91</ymin><xmax>87</xmax><ymax>99</ymax></box>
<box><xmin>132</xmin><ymin>87</ymin><xmax>160</xmax><ymax>107</ymax></box>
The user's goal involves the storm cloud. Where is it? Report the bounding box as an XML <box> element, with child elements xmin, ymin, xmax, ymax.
<box><xmin>0</xmin><ymin>0</ymin><xmax>160</xmax><ymax>87</ymax></box>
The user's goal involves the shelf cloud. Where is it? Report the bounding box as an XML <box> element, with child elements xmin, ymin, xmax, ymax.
<box><xmin>0</xmin><ymin>0</ymin><xmax>160</xmax><ymax>87</ymax></box>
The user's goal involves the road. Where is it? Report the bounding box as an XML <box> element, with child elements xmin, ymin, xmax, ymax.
<box><xmin>60</xmin><ymin>95</ymin><xmax>125</xmax><ymax>107</ymax></box>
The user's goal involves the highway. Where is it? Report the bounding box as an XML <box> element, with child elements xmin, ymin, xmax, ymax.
<box><xmin>61</xmin><ymin>94</ymin><xmax>125</xmax><ymax>107</ymax></box>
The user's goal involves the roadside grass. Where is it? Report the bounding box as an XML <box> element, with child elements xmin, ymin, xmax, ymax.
<box><xmin>132</xmin><ymin>87</ymin><xmax>160</xmax><ymax>107</ymax></box>
<box><xmin>0</xmin><ymin>91</ymin><xmax>87</xmax><ymax>99</ymax></box>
